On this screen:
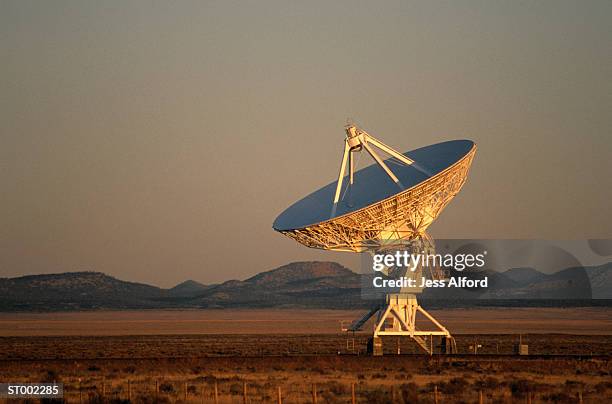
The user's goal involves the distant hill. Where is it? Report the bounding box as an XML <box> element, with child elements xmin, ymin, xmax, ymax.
<box><xmin>0</xmin><ymin>261</ymin><xmax>610</xmax><ymax>311</ymax></box>
<box><xmin>586</xmin><ymin>264</ymin><xmax>612</xmax><ymax>299</ymax></box>
<box><xmin>246</xmin><ymin>261</ymin><xmax>356</xmax><ymax>287</ymax></box>
<box><xmin>168</xmin><ymin>280</ymin><xmax>212</xmax><ymax>297</ymax></box>
<box><xmin>503</xmin><ymin>267</ymin><xmax>548</xmax><ymax>284</ymax></box>
<box><xmin>481</xmin><ymin>264</ymin><xmax>611</xmax><ymax>300</ymax></box>
<box><xmin>0</xmin><ymin>272</ymin><xmax>167</xmax><ymax>311</ymax></box>
<box><xmin>192</xmin><ymin>262</ymin><xmax>362</xmax><ymax>309</ymax></box>
<box><xmin>0</xmin><ymin>262</ymin><xmax>364</xmax><ymax>311</ymax></box>
<box><xmin>422</xmin><ymin>263</ymin><xmax>612</xmax><ymax>305</ymax></box>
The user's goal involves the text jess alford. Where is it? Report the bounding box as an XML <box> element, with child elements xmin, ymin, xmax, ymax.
<box><xmin>373</xmin><ymin>276</ymin><xmax>488</xmax><ymax>288</ymax></box>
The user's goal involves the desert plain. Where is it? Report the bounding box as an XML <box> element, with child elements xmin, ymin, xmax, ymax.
<box><xmin>1</xmin><ymin>308</ymin><xmax>611</xmax><ymax>403</ymax></box>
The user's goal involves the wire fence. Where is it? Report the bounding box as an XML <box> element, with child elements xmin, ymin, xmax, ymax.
<box><xmin>56</xmin><ymin>377</ymin><xmax>585</xmax><ymax>403</ymax></box>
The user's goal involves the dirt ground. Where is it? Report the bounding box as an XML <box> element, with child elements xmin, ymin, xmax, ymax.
<box><xmin>1</xmin><ymin>334</ymin><xmax>611</xmax><ymax>403</ymax></box>
<box><xmin>0</xmin><ymin>309</ymin><xmax>611</xmax><ymax>402</ymax></box>
<box><xmin>1</xmin><ymin>349</ymin><xmax>611</xmax><ymax>403</ymax></box>
<box><xmin>0</xmin><ymin>307</ymin><xmax>610</xmax><ymax>336</ymax></box>
<box><xmin>1</xmin><ymin>333</ymin><xmax>611</xmax><ymax>360</ymax></box>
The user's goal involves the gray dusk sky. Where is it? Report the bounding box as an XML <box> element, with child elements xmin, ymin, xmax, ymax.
<box><xmin>1</xmin><ymin>1</ymin><xmax>611</xmax><ymax>287</ymax></box>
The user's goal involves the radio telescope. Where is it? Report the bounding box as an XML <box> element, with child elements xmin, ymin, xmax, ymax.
<box><xmin>273</xmin><ymin>124</ymin><xmax>476</xmax><ymax>355</ymax></box>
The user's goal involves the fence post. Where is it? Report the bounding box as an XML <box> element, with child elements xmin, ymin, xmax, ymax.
<box><xmin>79</xmin><ymin>378</ymin><xmax>82</xmax><ymax>404</ymax></box>
<box><xmin>184</xmin><ymin>381</ymin><xmax>188</xmax><ymax>401</ymax></box>
<box><xmin>155</xmin><ymin>380</ymin><xmax>159</xmax><ymax>400</ymax></box>
<box><xmin>277</xmin><ymin>386</ymin><xmax>282</xmax><ymax>404</ymax></box>
<box><xmin>479</xmin><ymin>389</ymin><xmax>483</xmax><ymax>404</ymax></box>
<box><xmin>312</xmin><ymin>383</ymin><xmax>317</xmax><ymax>404</ymax></box>
<box><xmin>243</xmin><ymin>381</ymin><xmax>248</xmax><ymax>404</ymax></box>
<box><xmin>127</xmin><ymin>379</ymin><xmax>131</xmax><ymax>402</ymax></box>
<box><xmin>433</xmin><ymin>385</ymin><xmax>438</xmax><ymax>404</ymax></box>
<box><xmin>351</xmin><ymin>382</ymin><xmax>356</xmax><ymax>404</ymax></box>
<box><xmin>214</xmin><ymin>380</ymin><xmax>219</xmax><ymax>404</ymax></box>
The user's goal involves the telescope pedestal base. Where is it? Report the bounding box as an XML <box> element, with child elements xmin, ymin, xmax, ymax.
<box><xmin>362</xmin><ymin>293</ymin><xmax>456</xmax><ymax>355</ymax></box>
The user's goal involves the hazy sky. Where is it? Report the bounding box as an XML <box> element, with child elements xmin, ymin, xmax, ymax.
<box><xmin>2</xmin><ymin>1</ymin><xmax>611</xmax><ymax>287</ymax></box>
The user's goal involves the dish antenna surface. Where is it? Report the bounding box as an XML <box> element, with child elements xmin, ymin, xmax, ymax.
<box><xmin>273</xmin><ymin>123</ymin><xmax>476</xmax><ymax>355</ymax></box>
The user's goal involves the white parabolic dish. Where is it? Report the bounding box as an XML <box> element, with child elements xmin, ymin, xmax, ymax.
<box><xmin>273</xmin><ymin>139</ymin><xmax>476</xmax><ymax>252</ymax></box>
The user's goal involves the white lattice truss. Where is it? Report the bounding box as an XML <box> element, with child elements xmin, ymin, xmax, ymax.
<box><xmin>373</xmin><ymin>294</ymin><xmax>456</xmax><ymax>354</ymax></box>
<box><xmin>278</xmin><ymin>143</ymin><xmax>476</xmax><ymax>252</ymax></box>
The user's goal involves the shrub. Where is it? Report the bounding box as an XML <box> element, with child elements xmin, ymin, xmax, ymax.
<box><xmin>542</xmin><ymin>391</ymin><xmax>572</xmax><ymax>403</ymax></box>
<box><xmin>509</xmin><ymin>379</ymin><xmax>532</xmax><ymax>397</ymax></box>
<box><xmin>229</xmin><ymin>383</ymin><xmax>242</xmax><ymax>395</ymax></box>
<box><xmin>399</xmin><ymin>382</ymin><xmax>419</xmax><ymax>403</ymax></box>
<box><xmin>159</xmin><ymin>382</ymin><xmax>174</xmax><ymax>393</ymax></box>
<box><xmin>123</xmin><ymin>366</ymin><xmax>136</xmax><ymax>374</ymax></box>
<box><xmin>440</xmin><ymin>377</ymin><xmax>468</xmax><ymax>395</ymax></box>
<box><xmin>42</xmin><ymin>370</ymin><xmax>60</xmax><ymax>382</ymax></box>
<box><xmin>564</xmin><ymin>379</ymin><xmax>585</xmax><ymax>389</ymax></box>
<box><xmin>474</xmin><ymin>376</ymin><xmax>499</xmax><ymax>390</ymax></box>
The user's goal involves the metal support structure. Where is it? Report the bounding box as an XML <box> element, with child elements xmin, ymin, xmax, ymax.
<box><xmin>349</xmin><ymin>235</ymin><xmax>457</xmax><ymax>355</ymax></box>
<box><xmin>333</xmin><ymin>124</ymin><xmax>422</xmax><ymax>207</ymax></box>
<box><xmin>359</xmin><ymin>293</ymin><xmax>456</xmax><ymax>355</ymax></box>
<box><xmin>277</xmin><ymin>124</ymin><xmax>475</xmax><ymax>355</ymax></box>
<box><xmin>361</xmin><ymin>141</ymin><xmax>403</xmax><ymax>186</ymax></box>
<box><xmin>332</xmin><ymin>141</ymin><xmax>351</xmax><ymax>207</ymax></box>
